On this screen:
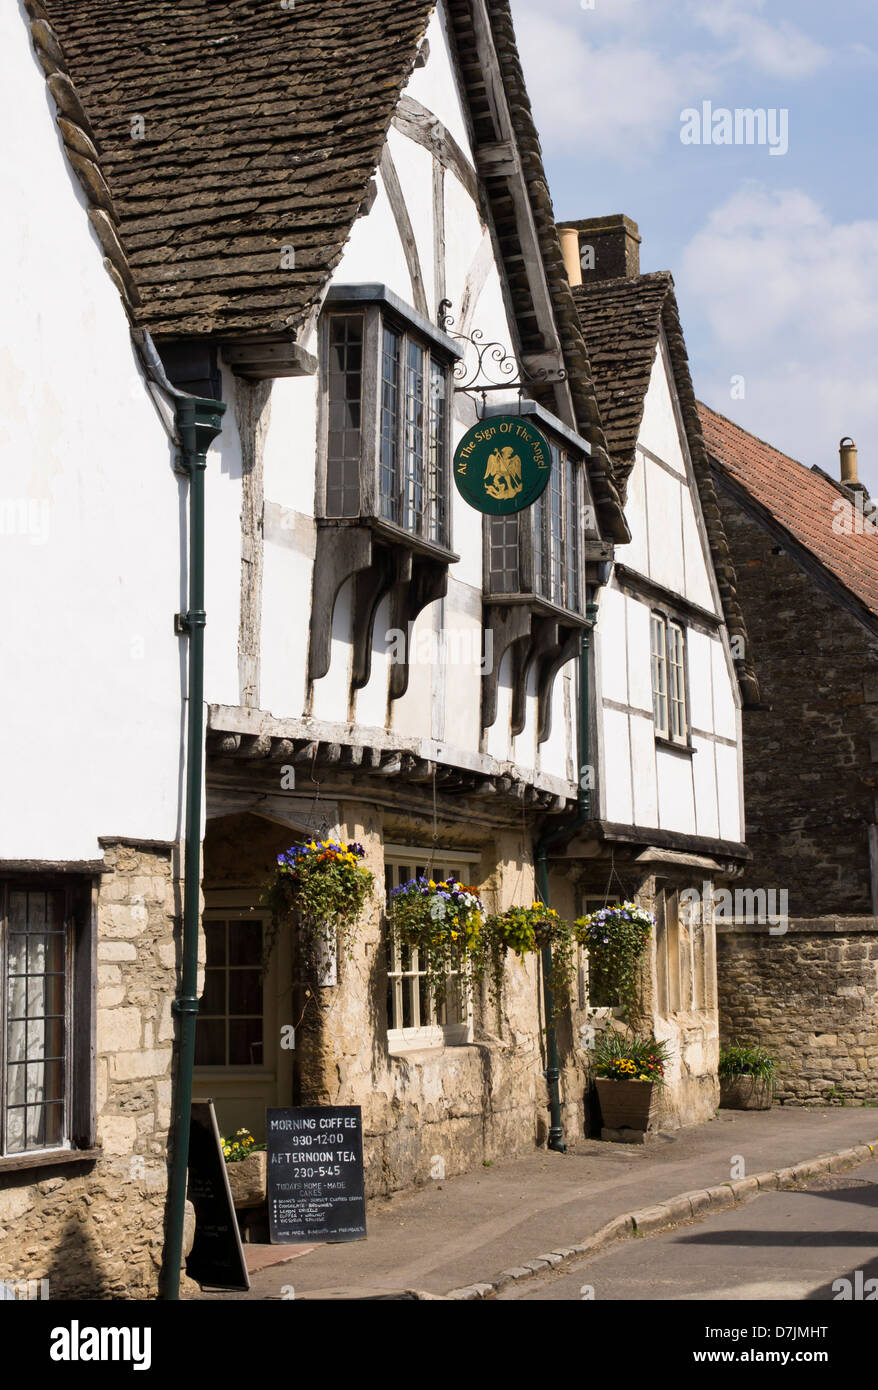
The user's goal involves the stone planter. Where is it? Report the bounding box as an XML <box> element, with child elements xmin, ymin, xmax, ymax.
<box><xmin>225</xmin><ymin>1151</ymin><xmax>267</xmax><ymax>1209</ymax></box>
<box><xmin>719</xmin><ymin>1074</ymin><xmax>773</xmax><ymax>1110</ymax></box>
<box><xmin>595</xmin><ymin>1078</ymin><xmax>660</xmax><ymax>1139</ymax></box>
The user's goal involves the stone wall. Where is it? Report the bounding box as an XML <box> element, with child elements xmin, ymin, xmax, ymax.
<box><xmin>717</xmin><ymin>920</ymin><xmax>878</xmax><ymax>1102</ymax></box>
<box><xmin>0</xmin><ymin>841</ymin><xmax>188</xmax><ymax>1299</ymax></box>
<box><xmin>714</xmin><ymin>484</ymin><xmax>878</xmax><ymax>915</ymax></box>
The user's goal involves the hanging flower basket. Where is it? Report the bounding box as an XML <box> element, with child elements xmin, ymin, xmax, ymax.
<box><xmin>388</xmin><ymin>876</ymin><xmax>486</xmax><ymax>1009</ymax></box>
<box><xmin>482</xmin><ymin>903</ymin><xmax>575</xmax><ymax>1014</ymax></box>
<box><xmin>262</xmin><ymin>839</ymin><xmax>373</xmax><ymax>980</ymax></box>
<box><xmin>574</xmin><ymin>902</ymin><xmax>654</xmax><ymax>1018</ymax></box>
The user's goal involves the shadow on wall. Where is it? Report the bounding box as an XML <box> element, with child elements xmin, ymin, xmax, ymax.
<box><xmin>44</xmin><ymin>1214</ymin><xmax>113</xmax><ymax>1301</ymax></box>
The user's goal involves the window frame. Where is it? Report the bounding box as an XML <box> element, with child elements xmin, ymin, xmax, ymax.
<box><xmin>650</xmin><ymin>610</ymin><xmax>690</xmax><ymax>748</ymax></box>
<box><xmin>0</xmin><ymin>877</ymin><xmax>95</xmax><ymax>1164</ymax></box>
<box><xmin>384</xmin><ymin>848</ymin><xmax>478</xmax><ymax>1053</ymax></box>
<box><xmin>194</xmin><ymin>907</ymin><xmax>277</xmax><ymax>1081</ymax></box>
<box><xmin>485</xmin><ymin>431</ymin><xmax>586</xmax><ymax>620</ymax></box>
<box><xmin>319</xmin><ymin>292</ymin><xmax>457</xmax><ymax>557</ymax></box>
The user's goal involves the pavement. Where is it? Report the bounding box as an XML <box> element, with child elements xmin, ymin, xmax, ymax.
<box><xmin>197</xmin><ymin>1106</ymin><xmax>878</xmax><ymax>1301</ymax></box>
<box><xmin>497</xmin><ymin>1160</ymin><xmax>878</xmax><ymax>1301</ymax></box>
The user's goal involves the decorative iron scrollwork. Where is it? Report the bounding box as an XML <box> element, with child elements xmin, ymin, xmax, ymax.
<box><xmin>438</xmin><ymin>299</ymin><xmax>566</xmax><ymax>406</ymax></box>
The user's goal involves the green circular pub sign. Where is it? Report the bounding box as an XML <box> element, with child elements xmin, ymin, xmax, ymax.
<box><xmin>453</xmin><ymin>415</ymin><xmax>552</xmax><ymax>515</ymax></box>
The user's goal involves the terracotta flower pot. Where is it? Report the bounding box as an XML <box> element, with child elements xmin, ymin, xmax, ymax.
<box><xmin>225</xmin><ymin>1150</ymin><xmax>267</xmax><ymax>1209</ymax></box>
<box><xmin>719</xmin><ymin>1074</ymin><xmax>773</xmax><ymax>1111</ymax></box>
<box><xmin>595</xmin><ymin>1078</ymin><xmax>660</xmax><ymax>1135</ymax></box>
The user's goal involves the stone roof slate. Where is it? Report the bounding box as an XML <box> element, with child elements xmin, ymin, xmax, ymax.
<box><xmin>34</xmin><ymin>0</ymin><xmax>436</xmax><ymax>340</ymax></box>
<box><xmin>700</xmin><ymin>402</ymin><xmax>878</xmax><ymax>623</ymax></box>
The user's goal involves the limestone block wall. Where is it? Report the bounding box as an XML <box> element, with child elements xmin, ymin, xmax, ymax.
<box><xmin>0</xmin><ymin>842</ymin><xmax>184</xmax><ymax>1299</ymax></box>
<box><xmin>292</xmin><ymin>801</ymin><xmax>589</xmax><ymax>1194</ymax></box>
<box><xmin>717</xmin><ymin>920</ymin><xmax>878</xmax><ymax>1102</ymax></box>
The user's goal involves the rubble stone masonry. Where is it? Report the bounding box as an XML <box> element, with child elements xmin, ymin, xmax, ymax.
<box><xmin>0</xmin><ymin>842</ymin><xmax>190</xmax><ymax>1299</ymax></box>
<box><xmin>717</xmin><ymin>920</ymin><xmax>878</xmax><ymax>1102</ymax></box>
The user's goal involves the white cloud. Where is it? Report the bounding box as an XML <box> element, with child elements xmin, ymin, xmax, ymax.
<box><xmin>693</xmin><ymin>3</ymin><xmax>829</xmax><ymax>79</ymax></box>
<box><xmin>512</xmin><ymin>11</ymin><xmax>714</xmax><ymax>156</ymax></box>
<box><xmin>680</xmin><ymin>188</ymin><xmax>878</xmax><ymax>482</ymax></box>
<box><xmin>511</xmin><ymin>0</ymin><xmax>830</xmax><ymax>158</ymax></box>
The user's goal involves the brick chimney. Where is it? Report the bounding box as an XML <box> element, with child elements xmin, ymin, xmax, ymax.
<box><xmin>556</xmin><ymin>214</ymin><xmax>642</xmax><ymax>283</ymax></box>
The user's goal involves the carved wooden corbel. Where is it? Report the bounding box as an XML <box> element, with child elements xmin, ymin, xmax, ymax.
<box><xmin>481</xmin><ymin>602</ymin><xmax>533</xmax><ymax>731</ymax></box>
<box><xmin>308</xmin><ymin>525</ymin><xmax>374</xmax><ymax>682</ymax></box>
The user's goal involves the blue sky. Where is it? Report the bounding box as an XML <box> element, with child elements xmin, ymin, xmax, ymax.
<box><xmin>510</xmin><ymin>0</ymin><xmax>878</xmax><ymax>490</ymax></box>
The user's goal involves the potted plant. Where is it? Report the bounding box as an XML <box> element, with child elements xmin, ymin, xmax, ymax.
<box><xmin>591</xmin><ymin>1030</ymin><xmax>672</xmax><ymax>1137</ymax></box>
<box><xmin>262</xmin><ymin>838</ymin><xmax>373</xmax><ymax>981</ymax></box>
<box><xmin>482</xmin><ymin>902</ymin><xmax>575</xmax><ymax>1015</ymax></box>
<box><xmin>574</xmin><ymin>902</ymin><xmax>654</xmax><ymax>1015</ymax></box>
<box><xmin>718</xmin><ymin>1042</ymin><xmax>776</xmax><ymax>1110</ymax></box>
<box><xmin>221</xmin><ymin>1128</ymin><xmax>267</xmax><ymax>1209</ymax></box>
<box><xmin>388</xmin><ymin>875</ymin><xmax>486</xmax><ymax>1008</ymax></box>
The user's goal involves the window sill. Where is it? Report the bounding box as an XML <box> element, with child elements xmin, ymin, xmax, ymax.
<box><xmin>317</xmin><ymin>515</ymin><xmax>459</xmax><ymax>567</ymax></box>
<box><xmin>484</xmin><ymin>591</ymin><xmax>588</xmax><ymax>627</ymax></box>
<box><xmin>654</xmin><ymin>735</ymin><xmax>695</xmax><ymax>757</ymax></box>
<box><xmin>388</xmin><ymin>1028</ymin><xmax>472</xmax><ymax>1057</ymax></box>
<box><xmin>0</xmin><ymin>1146</ymin><xmax>102</xmax><ymax>1175</ymax></box>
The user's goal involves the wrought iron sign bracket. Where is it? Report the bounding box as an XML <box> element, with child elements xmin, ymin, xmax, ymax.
<box><xmin>438</xmin><ymin>299</ymin><xmax>566</xmax><ymax>416</ymax></box>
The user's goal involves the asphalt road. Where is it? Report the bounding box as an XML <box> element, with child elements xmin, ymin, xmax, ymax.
<box><xmin>497</xmin><ymin>1160</ymin><xmax>878</xmax><ymax>1301</ymax></box>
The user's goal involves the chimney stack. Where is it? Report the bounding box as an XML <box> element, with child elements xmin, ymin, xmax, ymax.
<box><xmin>840</xmin><ymin>437</ymin><xmax>859</xmax><ymax>486</ymax></box>
<box><xmin>558</xmin><ymin>227</ymin><xmax>582</xmax><ymax>287</ymax></box>
<box><xmin>556</xmin><ymin>214</ymin><xmax>642</xmax><ymax>284</ymax></box>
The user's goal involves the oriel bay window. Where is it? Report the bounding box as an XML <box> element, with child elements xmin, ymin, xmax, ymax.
<box><xmin>311</xmin><ymin>286</ymin><xmax>460</xmax><ymax>696</ymax></box>
<box><xmin>321</xmin><ymin>286</ymin><xmax>456</xmax><ymax>550</ymax></box>
<box><xmin>481</xmin><ymin>403</ymin><xmax>591</xmax><ymax>740</ymax></box>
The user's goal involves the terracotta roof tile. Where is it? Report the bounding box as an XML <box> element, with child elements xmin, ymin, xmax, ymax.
<box><xmin>699</xmin><ymin>402</ymin><xmax>878</xmax><ymax>621</ymax></box>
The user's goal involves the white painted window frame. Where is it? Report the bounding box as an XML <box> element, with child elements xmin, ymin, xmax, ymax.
<box><xmin>384</xmin><ymin>846</ymin><xmax>477</xmax><ymax>1053</ymax></box>
<box><xmin>650</xmin><ymin>611</ymin><xmax>689</xmax><ymax>746</ymax></box>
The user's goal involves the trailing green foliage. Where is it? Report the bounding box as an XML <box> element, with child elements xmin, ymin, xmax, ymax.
<box><xmin>482</xmin><ymin>903</ymin><xmax>576</xmax><ymax>1017</ymax></box>
<box><xmin>387</xmin><ymin>875</ymin><xmax>486</xmax><ymax>1009</ymax></box>
<box><xmin>574</xmin><ymin>902</ymin><xmax>653</xmax><ymax>1017</ymax></box>
<box><xmin>718</xmin><ymin>1041</ymin><xmax>776</xmax><ymax>1083</ymax></box>
<box><xmin>262</xmin><ymin>839</ymin><xmax>374</xmax><ymax>975</ymax></box>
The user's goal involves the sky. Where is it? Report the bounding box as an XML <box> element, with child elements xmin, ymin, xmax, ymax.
<box><xmin>509</xmin><ymin>0</ymin><xmax>878</xmax><ymax>492</ymax></box>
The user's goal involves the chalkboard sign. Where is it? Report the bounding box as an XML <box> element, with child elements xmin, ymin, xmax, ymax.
<box><xmin>267</xmin><ymin>1105</ymin><xmax>366</xmax><ymax>1244</ymax></box>
<box><xmin>186</xmin><ymin>1099</ymin><xmax>250</xmax><ymax>1291</ymax></box>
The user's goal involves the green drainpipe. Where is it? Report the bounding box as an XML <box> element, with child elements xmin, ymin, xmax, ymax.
<box><xmin>161</xmin><ymin>392</ymin><xmax>225</xmax><ymax>1301</ymax></box>
<box><xmin>535</xmin><ymin>594</ymin><xmax>600</xmax><ymax>1153</ymax></box>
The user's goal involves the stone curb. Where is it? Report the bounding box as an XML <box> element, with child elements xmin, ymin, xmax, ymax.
<box><xmin>443</xmin><ymin>1138</ymin><xmax>878</xmax><ymax>1301</ymax></box>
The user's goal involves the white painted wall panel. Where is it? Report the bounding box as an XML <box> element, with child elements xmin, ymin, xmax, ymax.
<box><xmin>626</xmin><ymin>598</ymin><xmax>654</xmax><ymax>714</ymax></box>
<box><xmin>620</xmin><ymin>452</ymin><xmax>650</xmax><ymax>577</ymax></box>
<box><xmin>639</xmin><ymin>339</ymin><xmax>686</xmax><ymax>477</ymax></box>
<box><xmin>629</xmin><ymin>713</ymin><xmax>659</xmax><ymax>827</ymax></box>
<box><xmin>602</xmin><ymin>710</ymin><xmax>633</xmax><ymax>825</ymax></box>
<box><xmin>656</xmin><ymin>749</ymin><xmax>696</xmax><ymax>835</ymax></box>
<box><xmin>691</xmin><ymin>736</ymin><xmax>720</xmax><ymax>840</ymax></box>
<box><xmin>686</xmin><ymin>628</ymin><xmax>714</xmax><ymax>735</ymax></box>
<box><xmin>598</xmin><ymin>583</ymin><xmax>628</xmax><ymax>707</ymax></box>
<box><xmin>715</xmin><ymin>741</ymin><xmax>742</xmax><ymax>843</ymax></box>
<box><xmin>403</xmin><ymin>4</ymin><xmax>476</xmax><ymax>158</ymax></box>
<box><xmin>711</xmin><ymin>638</ymin><xmax>738</xmax><ymax>741</ymax></box>
<box><xmin>646</xmin><ymin>463</ymin><xmax>684</xmax><ymax>596</ymax></box>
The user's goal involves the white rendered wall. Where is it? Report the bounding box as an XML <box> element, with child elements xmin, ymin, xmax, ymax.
<box><xmin>0</xmin><ymin>5</ymin><xmax>186</xmax><ymax>860</ymax></box>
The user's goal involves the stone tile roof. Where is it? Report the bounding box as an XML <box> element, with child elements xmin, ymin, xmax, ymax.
<box><xmin>33</xmin><ymin>0</ymin><xmax>435</xmax><ymax>340</ymax></box>
<box><xmin>699</xmin><ymin>402</ymin><xmax>878</xmax><ymax>622</ymax></box>
<box><xmin>572</xmin><ymin>274</ymin><xmax>758</xmax><ymax>700</ymax></box>
<box><xmin>573</xmin><ymin>272</ymin><xmax>672</xmax><ymax>478</ymax></box>
<box><xmin>25</xmin><ymin>0</ymin><xmax>629</xmax><ymax>540</ymax></box>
